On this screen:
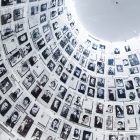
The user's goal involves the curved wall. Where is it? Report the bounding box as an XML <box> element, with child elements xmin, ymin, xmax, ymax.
<box><xmin>0</xmin><ymin>0</ymin><xmax>140</xmax><ymax>140</ymax></box>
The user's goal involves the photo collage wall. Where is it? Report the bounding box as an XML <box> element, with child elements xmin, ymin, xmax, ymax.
<box><xmin>0</xmin><ymin>0</ymin><xmax>140</xmax><ymax>139</ymax></box>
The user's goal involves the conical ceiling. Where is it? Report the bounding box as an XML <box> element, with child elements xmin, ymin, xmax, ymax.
<box><xmin>73</xmin><ymin>0</ymin><xmax>140</xmax><ymax>42</ymax></box>
<box><xmin>0</xmin><ymin>0</ymin><xmax>140</xmax><ymax>140</ymax></box>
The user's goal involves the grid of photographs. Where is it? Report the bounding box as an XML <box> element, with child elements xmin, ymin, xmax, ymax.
<box><xmin>0</xmin><ymin>0</ymin><xmax>140</xmax><ymax>140</ymax></box>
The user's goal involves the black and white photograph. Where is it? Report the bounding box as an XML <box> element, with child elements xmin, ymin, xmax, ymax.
<box><xmin>20</xmin><ymin>43</ymin><xmax>32</xmax><ymax>57</ymax></box>
<box><xmin>50</xmin><ymin>0</ymin><xmax>56</xmax><ymax>8</ymax></box>
<box><xmin>45</xmin><ymin>31</ymin><xmax>53</xmax><ymax>43</ymax></box>
<box><xmin>78</xmin><ymin>83</ymin><xmax>86</xmax><ymax>94</ymax></box>
<box><xmin>22</xmin><ymin>73</ymin><xmax>35</xmax><ymax>90</ymax></box>
<box><xmin>42</xmin><ymin>47</ymin><xmax>51</xmax><ymax>59</ymax></box>
<box><xmin>106</xmin><ymin>104</ymin><xmax>113</xmax><ymax>113</ymax></box>
<box><xmin>31</xmin><ymin>5</ymin><xmax>39</xmax><ymax>15</ymax></box>
<box><xmin>136</xmin><ymin>88</ymin><xmax>140</xmax><ymax>98</ymax></box>
<box><xmin>30</xmin><ymin>104</ymin><xmax>40</xmax><ymax>117</ymax></box>
<box><xmin>60</xmin><ymin>72</ymin><xmax>68</xmax><ymax>83</ymax></box>
<box><xmin>129</xmin><ymin>135</ymin><xmax>140</xmax><ymax>140</ymax></box>
<box><xmin>47</xmin><ymin>60</ymin><xmax>56</xmax><ymax>71</ymax></box>
<box><xmin>13</xmin><ymin>8</ymin><xmax>24</xmax><ymax>21</ymax></box>
<box><xmin>117</xmin><ymin>120</ymin><xmax>125</xmax><ymax>130</ymax></box>
<box><xmin>106</xmin><ymin>116</ymin><xmax>113</xmax><ymax>130</ymax></box>
<box><xmin>50</xmin><ymin>10</ymin><xmax>58</xmax><ymax>20</ymax></box>
<box><xmin>5</xmin><ymin>110</ymin><xmax>21</xmax><ymax>128</ymax></box>
<box><xmin>97</xmin><ymin>88</ymin><xmax>104</xmax><ymax>99</ymax></box>
<box><xmin>114</xmin><ymin>48</ymin><xmax>120</xmax><ymax>54</ymax></box>
<box><xmin>70</xmin><ymin>108</ymin><xmax>81</xmax><ymax>123</ymax></box>
<box><xmin>52</xmin><ymin>48</ymin><xmax>62</xmax><ymax>62</ymax></box>
<box><xmin>58</xmin><ymin>0</ymin><xmax>63</xmax><ymax>6</ymax></box>
<box><xmin>80</xmin><ymin>73</ymin><xmax>88</xmax><ymax>83</ymax></box>
<box><xmin>108</xmin><ymin>89</ymin><xmax>116</xmax><ymax>101</ymax></box>
<box><xmin>66</xmin><ymin>63</ymin><xmax>74</xmax><ymax>73</ymax></box>
<box><xmin>60</xmin><ymin>104</ymin><xmax>70</xmax><ymax>118</ymax></box>
<box><xmin>60</xmin><ymin>56</ymin><xmax>67</xmax><ymax>66</ymax></box>
<box><xmin>108</xmin><ymin>67</ymin><xmax>115</xmax><ymax>75</ymax></box>
<box><xmin>45</xmin><ymin>135</ymin><xmax>55</xmax><ymax>140</ymax></box>
<box><xmin>31</xmin><ymin>128</ymin><xmax>42</xmax><ymax>140</ymax></box>
<box><xmin>87</xmin><ymin>61</ymin><xmax>95</xmax><ymax>72</ymax></box>
<box><xmin>2</xmin><ymin>37</ymin><xmax>17</xmax><ymax>54</ymax></box>
<box><xmin>38</xmin><ymin>74</ymin><xmax>49</xmax><ymax>87</ymax></box>
<box><xmin>115</xmin><ymin>105</ymin><xmax>124</xmax><ymax>118</ymax></box>
<box><xmin>17</xmin><ymin>61</ymin><xmax>30</xmax><ymax>77</ymax></box>
<box><xmin>49</xmin><ymin>80</ymin><xmax>58</xmax><ymax>90</ymax></box>
<box><xmin>73</xmin><ymin>52</ymin><xmax>81</xmax><ymax>61</ymax></box>
<box><xmin>109</xmin><ymin>135</ymin><xmax>118</xmax><ymax>140</ymax></box>
<box><xmin>60</xmin><ymin>37</ymin><xmax>69</xmax><ymax>48</ymax></box>
<box><xmin>82</xmin><ymin>130</ymin><xmax>92</xmax><ymax>140</ymax></box>
<box><xmin>60</xmin><ymin>123</ymin><xmax>72</xmax><ymax>140</ymax></box>
<box><xmin>123</xmin><ymin>59</ymin><xmax>129</xmax><ymax>66</ymax></box>
<box><xmin>128</xmin><ymin>54</ymin><xmax>140</xmax><ymax>66</ymax></box>
<box><xmin>116</xmin><ymin>65</ymin><xmax>123</xmax><ymax>72</ymax></box>
<box><xmin>129</xmin><ymin>91</ymin><xmax>136</xmax><ymax>101</ymax></box>
<box><xmin>17</xmin><ymin>115</ymin><xmax>34</xmax><ymax>137</ymax></box>
<box><xmin>17</xmin><ymin>33</ymin><xmax>28</xmax><ymax>45</ymax></box>
<box><xmin>9</xmin><ymin>88</ymin><xmax>22</xmax><ymax>102</ymax></box>
<box><xmin>116</xmin><ymin>79</ymin><xmax>124</xmax><ymax>87</ymax></box>
<box><xmin>65</xmin><ymin>44</ymin><xmax>74</xmax><ymax>56</ymax></box>
<box><xmin>117</xmin><ymin>88</ymin><xmax>126</xmax><ymax>99</ymax></box>
<box><xmin>19</xmin><ymin>96</ymin><xmax>31</xmax><ymax>110</ymax></box>
<box><xmin>55</xmin><ymin>31</ymin><xmax>62</xmax><ymax>40</ymax></box>
<box><xmin>0</xmin><ymin>77</ymin><xmax>13</xmax><ymax>94</ymax></box>
<box><xmin>108</xmin><ymin>59</ymin><xmax>115</xmax><ymax>66</ymax></box>
<box><xmin>125</xmin><ymin>80</ymin><xmax>134</xmax><ymax>90</ymax></box>
<box><xmin>134</xmin><ymin>77</ymin><xmax>140</xmax><ymax>87</ymax></box>
<box><xmin>74</xmin><ymin>96</ymin><xmax>83</xmax><ymax>108</ymax></box>
<box><xmin>8</xmin><ymin>50</ymin><xmax>23</xmax><ymax>67</ymax></box>
<box><xmin>92</xmin><ymin>43</ymin><xmax>98</xmax><ymax>50</ymax></box>
<box><xmin>73</xmin><ymin>67</ymin><xmax>82</xmax><ymax>78</ymax></box>
<box><xmin>36</xmin><ymin>38</ymin><xmax>46</xmax><ymax>50</ymax></box>
<box><xmin>57</xmin><ymin>85</ymin><xmax>67</xmax><ymax>99</ymax></box>
<box><xmin>52</xmin><ymin>21</ymin><xmax>59</xmax><ymax>30</ymax></box>
<box><xmin>32</xmin><ymin>62</ymin><xmax>44</xmax><ymax>78</ymax></box>
<box><xmin>42</xmin><ymin>23</ymin><xmax>50</xmax><ymax>33</ymax></box>
<box><xmin>1</xmin><ymin>0</ymin><xmax>14</xmax><ymax>6</ymax></box>
<box><xmin>31</xmin><ymin>85</ymin><xmax>42</xmax><ymax>98</ymax></box>
<box><xmin>87</xmin><ymin>87</ymin><xmax>95</xmax><ymax>98</ymax></box>
<box><xmin>94</xmin><ymin>116</ymin><xmax>103</xmax><ymax>129</ymax></box>
<box><xmin>96</xmin><ymin>103</ymin><xmax>104</xmax><ymax>114</ymax></box>
<box><xmin>40</xmin><ymin>13</ymin><xmax>47</xmax><ymax>23</ymax></box>
<box><xmin>1</xmin><ymin>24</ymin><xmax>14</xmax><ymax>40</ymax></box>
<box><xmin>129</xmin><ymin>67</ymin><xmax>139</xmax><ymax>74</ymax></box>
<box><xmin>97</xmin><ymin>61</ymin><xmax>105</xmax><ymax>74</ymax></box>
<box><xmin>126</xmin><ymin>105</ymin><xmax>134</xmax><ymax>115</ymax></box>
<box><xmin>50</xmin><ymin>98</ymin><xmax>61</xmax><ymax>112</ymax></box>
<box><xmin>72</xmin><ymin>128</ymin><xmax>81</xmax><ymax>140</ymax></box>
<box><xmin>89</xmin><ymin>76</ymin><xmax>96</xmax><ymax>87</ymax></box>
<box><xmin>80</xmin><ymin>114</ymin><xmax>90</xmax><ymax>126</ymax></box>
<box><xmin>62</xmin><ymin>25</ymin><xmax>68</xmax><ymax>34</ymax></box>
<box><xmin>1</xmin><ymin>13</ymin><xmax>12</xmax><ymax>25</ymax></box>
<box><xmin>31</xmin><ymin>28</ymin><xmax>41</xmax><ymax>42</ymax></box>
<box><xmin>97</xmin><ymin>77</ymin><xmax>105</xmax><ymax>87</ymax></box>
<box><xmin>0</xmin><ymin>63</ymin><xmax>7</xmax><ymax>77</ymax></box>
<box><xmin>15</xmin><ymin>21</ymin><xmax>24</xmax><ymax>33</ymax></box>
<box><xmin>49</xmin><ymin>118</ymin><xmax>61</xmax><ymax>132</ymax></box>
<box><xmin>65</xmin><ymin>94</ymin><xmax>73</xmax><ymax>105</ymax></box>
<box><xmin>55</xmin><ymin>65</ymin><xmax>63</xmax><ymax>76</ymax></box>
<box><xmin>0</xmin><ymin>99</ymin><xmax>11</xmax><ymax>116</ymax></box>
<box><xmin>41</xmin><ymin>3</ymin><xmax>47</xmax><ymax>12</ymax></box>
<box><xmin>41</xmin><ymin>90</ymin><xmax>52</xmax><ymax>103</ymax></box>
